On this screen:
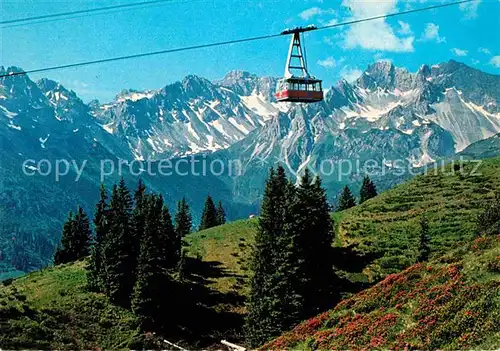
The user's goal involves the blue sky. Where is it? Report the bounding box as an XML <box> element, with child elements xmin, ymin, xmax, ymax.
<box><xmin>1</xmin><ymin>0</ymin><xmax>499</xmax><ymax>102</ymax></box>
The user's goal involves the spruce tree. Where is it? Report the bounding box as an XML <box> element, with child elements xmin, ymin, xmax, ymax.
<box><xmin>54</xmin><ymin>207</ymin><xmax>91</xmax><ymax>265</ymax></box>
<box><xmin>159</xmin><ymin>202</ymin><xmax>180</xmax><ymax>269</ymax></box>
<box><xmin>337</xmin><ymin>185</ymin><xmax>356</xmax><ymax>211</ymax></box>
<box><xmin>359</xmin><ymin>175</ymin><xmax>378</xmax><ymax>204</ymax></box>
<box><xmin>245</xmin><ymin>166</ymin><xmax>300</xmax><ymax>347</ymax></box>
<box><xmin>288</xmin><ymin>170</ymin><xmax>336</xmax><ymax>318</ymax></box>
<box><xmin>417</xmin><ymin>216</ymin><xmax>431</xmax><ymax>262</ymax></box>
<box><xmin>131</xmin><ymin>179</ymin><xmax>147</xmax><ymax>273</ymax></box>
<box><xmin>54</xmin><ymin>211</ymin><xmax>75</xmax><ymax>265</ymax></box>
<box><xmin>174</xmin><ymin>197</ymin><xmax>192</xmax><ymax>238</ymax></box>
<box><xmin>199</xmin><ymin>195</ymin><xmax>218</xmax><ymax>230</ymax></box>
<box><xmin>102</xmin><ymin>178</ymin><xmax>136</xmax><ymax>307</ymax></box>
<box><xmin>216</xmin><ymin>200</ymin><xmax>226</xmax><ymax>225</ymax></box>
<box><xmin>87</xmin><ymin>184</ymin><xmax>108</xmax><ymax>291</ymax></box>
<box><xmin>73</xmin><ymin>206</ymin><xmax>92</xmax><ymax>258</ymax></box>
<box><xmin>132</xmin><ymin>194</ymin><xmax>175</xmax><ymax>329</ymax></box>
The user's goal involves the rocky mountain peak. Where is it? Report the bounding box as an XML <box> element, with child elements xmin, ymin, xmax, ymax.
<box><xmin>181</xmin><ymin>75</ymin><xmax>216</xmax><ymax>98</ymax></box>
<box><xmin>37</xmin><ymin>78</ymin><xmax>60</xmax><ymax>92</ymax></box>
<box><xmin>326</xmin><ymin>79</ymin><xmax>360</xmax><ymax>109</ymax></box>
<box><xmin>220</xmin><ymin>70</ymin><xmax>257</xmax><ymax>83</ymax></box>
<box><xmin>357</xmin><ymin>61</ymin><xmax>395</xmax><ymax>90</ymax></box>
<box><xmin>216</xmin><ymin>70</ymin><xmax>277</xmax><ymax>100</ymax></box>
<box><xmin>418</xmin><ymin>64</ymin><xmax>431</xmax><ymax>78</ymax></box>
<box><xmin>430</xmin><ymin>60</ymin><xmax>500</xmax><ymax>112</ymax></box>
<box><xmin>357</xmin><ymin>61</ymin><xmax>414</xmax><ymax>92</ymax></box>
<box><xmin>0</xmin><ymin>66</ymin><xmax>25</xmax><ymax>75</ymax></box>
<box><xmin>0</xmin><ymin>67</ymin><xmax>48</xmax><ymax>111</ymax></box>
<box><xmin>36</xmin><ymin>78</ymin><xmax>89</xmax><ymax>123</ymax></box>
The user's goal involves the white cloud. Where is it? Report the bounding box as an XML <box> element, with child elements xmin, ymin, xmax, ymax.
<box><xmin>470</xmin><ymin>59</ymin><xmax>480</xmax><ymax>65</ymax></box>
<box><xmin>451</xmin><ymin>48</ymin><xmax>468</xmax><ymax>57</ymax></box>
<box><xmin>459</xmin><ymin>0</ymin><xmax>481</xmax><ymax>19</ymax></box>
<box><xmin>478</xmin><ymin>47</ymin><xmax>491</xmax><ymax>54</ymax></box>
<box><xmin>66</xmin><ymin>80</ymin><xmax>90</xmax><ymax>90</ymax></box>
<box><xmin>397</xmin><ymin>21</ymin><xmax>412</xmax><ymax>35</ymax></box>
<box><xmin>420</xmin><ymin>23</ymin><xmax>446</xmax><ymax>43</ymax></box>
<box><xmin>340</xmin><ymin>65</ymin><xmax>363</xmax><ymax>82</ymax></box>
<box><xmin>339</xmin><ymin>0</ymin><xmax>414</xmax><ymax>52</ymax></box>
<box><xmin>490</xmin><ymin>56</ymin><xmax>500</xmax><ymax>67</ymax></box>
<box><xmin>299</xmin><ymin>7</ymin><xmax>335</xmax><ymax>20</ymax></box>
<box><xmin>299</xmin><ymin>7</ymin><xmax>323</xmax><ymax>20</ymax></box>
<box><xmin>321</xmin><ymin>18</ymin><xmax>338</xmax><ymax>26</ymax></box>
<box><xmin>317</xmin><ymin>57</ymin><xmax>337</xmax><ymax>68</ymax></box>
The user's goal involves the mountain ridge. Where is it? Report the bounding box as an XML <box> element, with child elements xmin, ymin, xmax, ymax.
<box><xmin>1</xmin><ymin>60</ymin><xmax>499</xmax><ymax>275</ymax></box>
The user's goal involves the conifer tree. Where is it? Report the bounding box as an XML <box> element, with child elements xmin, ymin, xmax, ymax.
<box><xmin>54</xmin><ymin>211</ymin><xmax>75</xmax><ymax>265</ymax></box>
<box><xmin>131</xmin><ymin>179</ymin><xmax>147</xmax><ymax>272</ymax></box>
<box><xmin>337</xmin><ymin>185</ymin><xmax>356</xmax><ymax>211</ymax></box>
<box><xmin>159</xmin><ymin>202</ymin><xmax>180</xmax><ymax>269</ymax></box>
<box><xmin>216</xmin><ymin>200</ymin><xmax>226</xmax><ymax>225</ymax></box>
<box><xmin>132</xmin><ymin>194</ymin><xmax>175</xmax><ymax>329</ymax></box>
<box><xmin>73</xmin><ymin>206</ymin><xmax>92</xmax><ymax>258</ymax></box>
<box><xmin>288</xmin><ymin>170</ymin><xmax>336</xmax><ymax>318</ymax></box>
<box><xmin>174</xmin><ymin>197</ymin><xmax>192</xmax><ymax>238</ymax></box>
<box><xmin>54</xmin><ymin>207</ymin><xmax>92</xmax><ymax>265</ymax></box>
<box><xmin>359</xmin><ymin>175</ymin><xmax>378</xmax><ymax>204</ymax></box>
<box><xmin>102</xmin><ymin>178</ymin><xmax>135</xmax><ymax>306</ymax></box>
<box><xmin>199</xmin><ymin>195</ymin><xmax>218</xmax><ymax>230</ymax></box>
<box><xmin>87</xmin><ymin>184</ymin><xmax>108</xmax><ymax>291</ymax></box>
<box><xmin>245</xmin><ymin>166</ymin><xmax>299</xmax><ymax>347</ymax></box>
<box><xmin>417</xmin><ymin>216</ymin><xmax>431</xmax><ymax>262</ymax></box>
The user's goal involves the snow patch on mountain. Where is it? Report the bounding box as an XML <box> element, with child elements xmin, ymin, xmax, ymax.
<box><xmin>0</xmin><ymin>105</ymin><xmax>17</xmax><ymax>118</ymax></box>
<box><xmin>240</xmin><ymin>92</ymin><xmax>279</xmax><ymax>119</ymax></box>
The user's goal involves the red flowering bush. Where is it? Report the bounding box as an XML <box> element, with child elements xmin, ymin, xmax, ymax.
<box><xmin>261</xmin><ymin>235</ymin><xmax>499</xmax><ymax>351</ymax></box>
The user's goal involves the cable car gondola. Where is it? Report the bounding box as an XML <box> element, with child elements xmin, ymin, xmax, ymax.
<box><xmin>275</xmin><ymin>25</ymin><xmax>324</xmax><ymax>103</ymax></box>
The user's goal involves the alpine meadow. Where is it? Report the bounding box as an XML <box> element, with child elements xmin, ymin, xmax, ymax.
<box><xmin>1</xmin><ymin>0</ymin><xmax>500</xmax><ymax>350</ymax></box>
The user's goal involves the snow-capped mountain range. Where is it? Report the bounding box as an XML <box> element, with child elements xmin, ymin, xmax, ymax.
<box><xmin>2</xmin><ymin>60</ymin><xmax>498</xmax><ymax>175</ymax></box>
<box><xmin>221</xmin><ymin>60</ymin><xmax>500</xmax><ymax>183</ymax></box>
<box><xmin>89</xmin><ymin>71</ymin><xmax>283</xmax><ymax>159</ymax></box>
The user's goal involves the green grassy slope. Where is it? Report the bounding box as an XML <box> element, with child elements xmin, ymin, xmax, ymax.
<box><xmin>457</xmin><ymin>133</ymin><xmax>500</xmax><ymax>160</ymax></box>
<box><xmin>2</xmin><ymin>157</ymin><xmax>498</xmax><ymax>349</ymax></box>
<box><xmin>263</xmin><ymin>234</ymin><xmax>500</xmax><ymax>350</ymax></box>
<box><xmin>185</xmin><ymin>218</ymin><xmax>258</xmax><ymax>299</ymax></box>
<box><xmin>0</xmin><ymin>260</ymin><xmax>140</xmax><ymax>349</ymax></box>
<box><xmin>337</xmin><ymin>158</ymin><xmax>500</xmax><ymax>281</ymax></box>
<box><xmin>186</xmin><ymin>157</ymin><xmax>500</xmax><ymax>287</ymax></box>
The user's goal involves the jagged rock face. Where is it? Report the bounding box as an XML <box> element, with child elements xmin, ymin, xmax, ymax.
<box><xmin>37</xmin><ymin>78</ymin><xmax>90</xmax><ymax>124</ymax></box>
<box><xmin>216</xmin><ymin>70</ymin><xmax>277</xmax><ymax>101</ymax></box>
<box><xmin>89</xmin><ymin>72</ymin><xmax>282</xmax><ymax>159</ymax></box>
<box><xmin>0</xmin><ymin>66</ymin><xmax>133</xmax><ymax>161</ymax></box>
<box><xmin>430</xmin><ymin>60</ymin><xmax>499</xmax><ymax>113</ymax></box>
<box><xmin>357</xmin><ymin>61</ymin><xmax>414</xmax><ymax>91</ymax></box>
<box><xmin>228</xmin><ymin>60</ymin><xmax>499</xmax><ymax>190</ymax></box>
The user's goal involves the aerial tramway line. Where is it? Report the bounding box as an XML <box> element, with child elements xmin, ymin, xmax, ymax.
<box><xmin>0</xmin><ymin>0</ymin><xmax>477</xmax><ymax>107</ymax></box>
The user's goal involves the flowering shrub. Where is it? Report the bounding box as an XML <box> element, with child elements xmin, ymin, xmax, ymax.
<box><xmin>261</xmin><ymin>235</ymin><xmax>499</xmax><ymax>351</ymax></box>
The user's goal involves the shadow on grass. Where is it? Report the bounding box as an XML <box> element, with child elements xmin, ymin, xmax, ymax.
<box><xmin>157</xmin><ymin>257</ymin><xmax>246</xmax><ymax>348</ymax></box>
<box><xmin>331</xmin><ymin>244</ymin><xmax>383</xmax><ymax>273</ymax></box>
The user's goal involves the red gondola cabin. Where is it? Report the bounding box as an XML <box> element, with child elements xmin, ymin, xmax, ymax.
<box><xmin>275</xmin><ymin>77</ymin><xmax>323</xmax><ymax>102</ymax></box>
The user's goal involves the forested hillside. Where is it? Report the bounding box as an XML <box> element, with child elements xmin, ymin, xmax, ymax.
<box><xmin>1</xmin><ymin>157</ymin><xmax>498</xmax><ymax>349</ymax></box>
